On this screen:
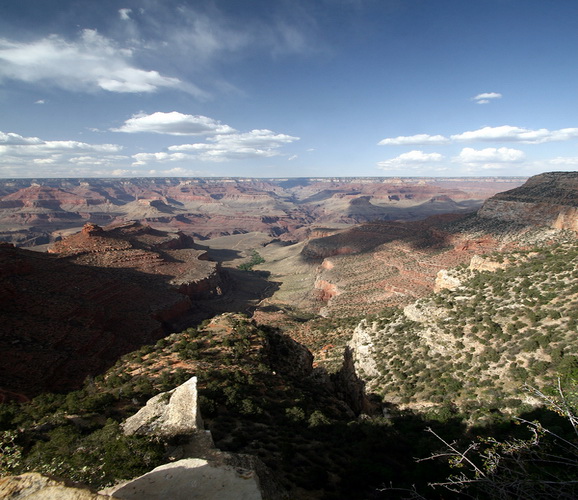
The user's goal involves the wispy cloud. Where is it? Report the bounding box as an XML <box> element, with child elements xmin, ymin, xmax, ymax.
<box><xmin>472</xmin><ymin>92</ymin><xmax>502</xmax><ymax>104</ymax></box>
<box><xmin>131</xmin><ymin>127</ymin><xmax>299</xmax><ymax>166</ymax></box>
<box><xmin>546</xmin><ymin>157</ymin><xmax>578</xmax><ymax>167</ymax></box>
<box><xmin>456</xmin><ymin>147</ymin><xmax>525</xmax><ymax>164</ymax></box>
<box><xmin>0</xmin><ymin>130</ymin><xmax>127</xmax><ymax>174</ymax></box>
<box><xmin>119</xmin><ymin>8</ymin><xmax>132</xmax><ymax>21</ymax></box>
<box><xmin>0</xmin><ymin>29</ymin><xmax>197</xmax><ymax>95</ymax></box>
<box><xmin>451</xmin><ymin>125</ymin><xmax>578</xmax><ymax>144</ymax></box>
<box><xmin>378</xmin><ymin>125</ymin><xmax>578</xmax><ymax>147</ymax></box>
<box><xmin>377</xmin><ymin>134</ymin><xmax>449</xmax><ymax>146</ymax></box>
<box><xmin>112</xmin><ymin>111</ymin><xmax>235</xmax><ymax>135</ymax></box>
<box><xmin>166</xmin><ymin>129</ymin><xmax>300</xmax><ymax>162</ymax></box>
<box><xmin>377</xmin><ymin>150</ymin><xmax>444</xmax><ymax>171</ymax></box>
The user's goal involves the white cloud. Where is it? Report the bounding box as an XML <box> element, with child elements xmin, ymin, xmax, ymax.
<box><xmin>0</xmin><ymin>29</ymin><xmax>188</xmax><ymax>94</ymax></box>
<box><xmin>35</xmin><ymin>99</ymin><xmax>45</xmax><ymax>104</ymax></box>
<box><xmin>113</xmin><ymin>111</ymin><xmax>235</xmax><ymax>135</ymax></box>
<box><xmin>119</xmin><ymin>8</ymin><xmax>132</xmax><ymax>21</ymax></box>
<box><xmin>0</xmin><ymin>130</ymin><xmax>128</xmax><ymax>174</ymax></box>
<box><xmin>378</xmin><ymin>134</ymin><xmax>449</xmax><ymax>146</ymax></box>
<box><xmin>0</xmin><ymin>131</ymin><xmax>43</xmax><ymax>145</ymax></box>
<box><xmin>456</xmin><ymin>147</ymin><xmax>525</xmax><ymax>167</ymax></box>
<box><xmin>451</xmin><ymin>125</ymin><xmax>578</xmax><ymax>144</ymax></box>
<box><xmin>377</xmin><ymin>150</ymin><xmax>443</xmax><ymax>171</ymax></box>
<box><xmin>167</xmin><ymin>129</ymin><xmax>299</xmax><ymax>161</ymax></box>
<box><xmin>132</xmin><ymin>152</ymin><xmax>194</xmax><ymax>166</ymax></box>
<box><xmin>473</xmin><ymin>92</ymin><xmax>502</xmax><ymax>104</ymax></box>
<box><xmin>547</xmin><ymin>157</ymin><xmax>578</xmax><ymax>167</ymax></box>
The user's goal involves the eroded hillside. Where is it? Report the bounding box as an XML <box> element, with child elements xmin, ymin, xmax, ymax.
<box><xmin>348</xmin><ymin>241</ymin><xmax>578</xmax><ymax>418</ymax></box>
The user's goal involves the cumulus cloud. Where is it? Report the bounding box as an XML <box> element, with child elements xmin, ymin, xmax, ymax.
<box><xmin>377</xmin><ymin>134</ymin><xmax>449</xmax><ymax>146</ymax></box>
<box><xmin>451</xmin><ymin>125</ymin><xmax>578</xmax><ymax>144</ymax></box>
<box><xmin>0</xmin><ymin>29</ymin><xmax>190</xmax><ymax>94</ymax></box>
<box><xmin>132</xmin><ymin>129</ymin><xmax>300</xmax><ymax>165</ymax></box>
<box><xmin>0</xmin><ymin>131</ymin><xmax>43</xmax><ymax>145</ymax></box>
<box><xmin>167</xmin><ymin>129</ymin><xmax>299</xmax><ymax>161</ymax></box>
<box><xmin>113</xmin><ymin>111</ymin><xmax>236</xmax><ymax>135</ymax></box>
<box><xmin>455</xmin><ymin>147</ymin><xmax>525</xmax><ymax>167</ymax></box>
<box><xmin>473</xmin><ymin>92</ymin><xmax>502</xmax><ymax>104</ymax></box>
<box><xmin>377</xmin><ymin>150</ymin><xmax>443</xmax><ymax>171</ymax></box>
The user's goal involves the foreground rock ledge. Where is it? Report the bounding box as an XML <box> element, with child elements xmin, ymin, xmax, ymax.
<box><xmin>0</xmin><ymin>472</ymin><xmax>114</xmax><ymax>500</ymax></box>
<box><xmin>104</xmin><ymin>459</ymin><xmax>262</xmax><ymax>500</ymax></box>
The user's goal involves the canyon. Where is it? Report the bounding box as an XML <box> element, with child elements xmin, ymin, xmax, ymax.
<box><xmin>0</xmin><ymin>177</ymin><xmax>523</xmax><ymax>247</ymax></box>
<box><xmin>2</xmin><ymin>172</ymin><xmax>578</xmax><ymax>499</ymax></box>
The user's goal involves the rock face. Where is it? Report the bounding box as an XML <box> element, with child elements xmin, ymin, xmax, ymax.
<box><xmin>105</xmin><ymin>459</ymin><xmax>263</xmax><ymax>500</ymax></box>
<box><xmin>122</xmin><ymin>376</ymin><xmax>204</xmax><ymax>437</ymax></box>
<box><xmin>348</xmin><ymin>320</ymin><xmax>380</xmax><ymax>381</ymax></box>
<box><xmin>0</xmin><ymin>473</ymin><xmax>114</xmax><ymax>500</ymax></box>
<box><xmin>478</xmin><ymin>171</ymin><xmax>578</xmax><ymax>230</ymax></box>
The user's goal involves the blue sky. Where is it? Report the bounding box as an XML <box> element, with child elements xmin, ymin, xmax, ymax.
<box><xmin>0</xmin><ymin>0</ymin><xmax>576</xmax><ymax>178</ymax></box>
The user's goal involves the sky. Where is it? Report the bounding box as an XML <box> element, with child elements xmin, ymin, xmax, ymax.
<box><xmin>0</xmin><ymin>0</ymin><xmax>576</xmax><ymax>178</ymax></box>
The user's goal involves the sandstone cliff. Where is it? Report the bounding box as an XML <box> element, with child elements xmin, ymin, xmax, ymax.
<box><xmin>478</xmin><ymin>171</ymin><xmax>578</xmax><ymax>230</ymax></box>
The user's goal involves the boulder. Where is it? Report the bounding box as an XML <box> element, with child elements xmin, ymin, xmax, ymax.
<box><xmin>122</xmin><ymin>376</ymin><xmax>203</xmax><ymax>437</ymax></box>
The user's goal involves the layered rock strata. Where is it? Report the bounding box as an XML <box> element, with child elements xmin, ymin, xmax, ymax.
<box><xmin>478</xmin><ymin>171</ymin><xmax>578</xmax><ymax>230</ymax></box>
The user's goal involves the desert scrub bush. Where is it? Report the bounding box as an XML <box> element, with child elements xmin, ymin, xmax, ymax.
<box><xmin>237</xmin><ymin>250</ymin><xmax>265</xmax><ymax>271</ymax></box>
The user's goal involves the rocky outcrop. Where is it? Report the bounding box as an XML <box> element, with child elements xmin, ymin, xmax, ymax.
<box><xmin>348</xmin><ymin>320</ymin><xmax>380</xmax><ymax>380</ymax></box>
<box><xmin>114</xmin><ymin>376</ymin><xmax>286</xmax><ymax>500</ymax></box>
<box><xmin>0</xmin><ymin>473</ymin><xmax>115</xmax><ymax>499</ymax></box>
<box><xmin>314</xmin><ymin>278</ymin><xmax>339</xmax><ymax>302</ymax></box>
<box><xmin>468</xmin><ymin>254</ymin><xmax>508</xmax><ymax>272</ymax></box>
<box><xmin>403</xmin><ymin>303</ymin><xmax>445</xmax><ymax>323</ymax></box>
<box><xmin>332</xmin><ymin>347</ymin><xmax>374</xmax><ymax>415</ymax></box>
<box><xmin>478</xmin><ymin>172</ymin><xmax>578</xmax><ymax>230</ymax></box>
<box><xmin>122</xmin><ymin>377</ymin><xmax>204</xmax><ymax>437</ymax></box>
<box><xmin>433</xmin><ymin>269</ymin><xmax>462</xmax><ymax>292</ymax></box>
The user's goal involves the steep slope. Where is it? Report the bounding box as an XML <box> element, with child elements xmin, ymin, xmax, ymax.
<box><xmin>254</xmin><ymin>172</ymin><xmax>577</xmax><ymax>320</ymax></box>
<box><xmin>478</xmin><ymin>171</ymin><xmax>578</xmax><ymax>230</ymax></box>
<box><xmin>332</xmin><ymin>173</ymin><xmax>578</xmax><ymax>415</ymax></box>
<box><xmin>0</xmin><ymin>223</ymin><xmax>225</xmax><ymax>398</ymax></box>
